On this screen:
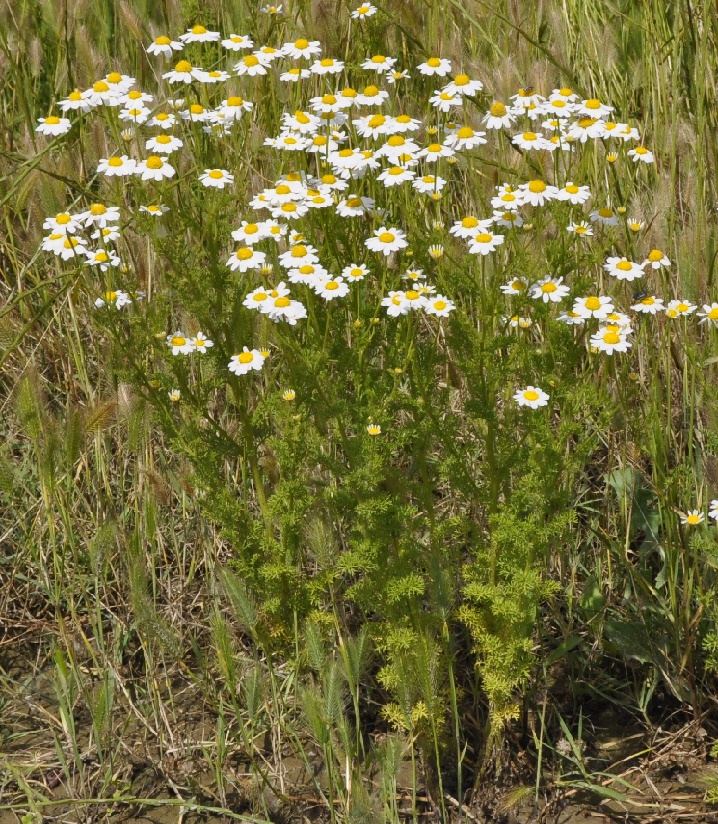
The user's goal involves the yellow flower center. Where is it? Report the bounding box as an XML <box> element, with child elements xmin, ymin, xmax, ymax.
<box><xmin>405</xmin><ymin>290</ymin><xmax>420</xmax><ymax>300</ymax></box>
<box><xmin>603</xmin><ymin>331</ymin><xmax>620</xmax><ymax>345</ymax></box>
<box><xmin>523</xmin><ymin>390</ymin><xmax>539</xmax><ymax>401</ymax></box>
<box><xmin>275</xmin><ymin>297</ymin><xmax>291</xmax><ymax>307</ymax></box>
<box><xmin>107</xmin><ymin>157</ymin><xmax>123</xmax><ymax>167</ymax></box>
<box><xmin>56</xmin><ymin>213</ymin><xmax>71</xmax><ymax>224</ymax></box>
<box><xmin>388</xmin><ymin>166</ymin><xmax>404</xmax><ymax>176</ymax></box>
<box><xmin>475</xmin><ymin>233</ymin><xmax>493</xmax><ymax>243</ymax></box>
<box><xmin>434</xmin><ymin>300</ymin><xmax>447</xmax><ymax>310</ymax></box>
<box><xmin>325</xmin><ymin>281</ymin><xmax>339</xmax><ymax>290</ymax></box>
<box><xmin>528</xmin><ymin>180</ymin><xmax>547</xmax><ymax>193</ymax></box>
<box><xmin>338</xmin><ymin>148</ymin><xmax>354</xmax><ymax>157</ymax></box>
<box><xmin>368</xmin><ymin>114</ymin><xmax>386</xmax><ymax>128</ymax></box>
<box><xmin>578</xmin><ymin>117</ymin><xmax>597</xmax><ymax>128</ymax></box>
<box><xmin>299</xmin><ymin>265</ymin><xmax>314</xmax><ymax>274</ymax></box>
<box><xmin>462</xmin><ymin>217</ymin><xmax>478</xmax><ymax>228</ymax></box>
<box><xmin>598</xmin><ymin>208</ymin><xmax>614</xmax><ymax>218</ymax></box>
<box><xmin>276</xmin><ymin>184</ymin><xmax>291</xmax><ymax>194</ymax></box>
<box><xmin>427</xmin><ymin>143</ymin><xmax>442</xmax><ymax>153</ymax></box>
<box><xmin>209</xmin><ymin>170</ymin><xmax>224</xmax><ymax>179</ymax></box>
<box><xmin>501</xmin><ymin>193</ymin><xmax>517</xmax><ymax>202</ymax></box>
<box><xmin>322</xmin><ymin>94</ymin><xmax>337</xmax><ymax>105</ymax></box>
<box><xmin>291</xmin><ymin>245</ymin><xmax>307</xmax><ymax>257</ymax></box>
<box><xmin>107</xmin><ymin>72</ymin><xmax>122</xmax><ymax>83</ymax></box>
<box><xmin>677</xmin><ymin>303</ymin><xmax>689</xmax><ymax>312</ymax></box>
<box><xmin>395</xmin><ymin>114</ymin><xmax>411</xmax><ymax>123</ymax></box>
<box><xmin>294</xmin><ymin>38</ymin><xmax>309</xmax><ymax>48</ymax></box>
<box><xmin>565</xmin><ymin>184</ymin><xmax>579</xmax><ymax>194</ymax></box>
<box><xmin>541</xmin><ymin>282</ymin><xmax>557</xmax><ymax>293</ymax></box>
<box><xmin>427</xmin><ymin>57</ymin><xmax>441</xmax><ymax>67</ymax></box>
<box><xmin>155</xmin><ymin>36</ymin><xmax>171</xmax><ymax>45</ymax></box>
<box><xmin>90</xmin><ymin>204</ymin><xmax>107</xmax><ymax>215</ymax></box>
<box><xmin>238</xmin><ymin>352</ymin><xmax>254</xmax><ymax>363</ymax></box>
<box><xmin>340</xmin><ymin>86</ymin><xmax>357</xmax><ymax>96</ymax></box>
<box><xmin>454</xmin><ymin>74</ymin><xmax>469</xmax><ymax>85</ymax></box>
<box><xmin>105</xmin><ymin>291</ymin><xmax>117</xmax><ymax>301</ymax></box>
<box><xmin>282</xmin><ymin>203</ymin><xmax>297</xmax><ymax>212</ymax></box>
<box><xmin>155</xmin><ymin>134</ymin><xmax>171</xmax><ymax>144</ymax></box>
<box><xmin>457</xmin><ymin>126</ymin><xmax>474</xmax><ymax>139</ymax></box>
<box><xmin>236</xmin><ymin>248</ymin><xmax>253</xmax><ymax>260</ymax></box>
<box><xmin>378</xmin><ymin>232</ymin><xmax>395</xmax><ymax>243</ymax></box>
<box><xmin>93</xmin><ymin>81</ymin><xmax>110</xmax><ymax>92</ymax></box>
<box><xmin>709</xmin><ymin>308</ymin><xmax>718</xmax><ymax>319</ymax></box>
<box><xmin>146</xmin><ymin>156</ymin><xmax>164</xmax><ymax>169</ymax></box>
<box><xmin>585</xmin><ymin>297</ymin><xmax>601</xmax><ymax>310</ymax></box>
<box><xmin>244</xmin><ymin>55</ymin><xmax>259</xmax><ymax>66</ymax></box>
<box><xmin>94</xmin><ymin>252</ymin><xmax>108</xmax><ymax>262</ymax></box>
<box><xmin>687</xmin><ymin>514</ymin><xmax>702</xmax><ymax>524</ymax></box>
<box><xmin>172</xmin><ymin>336</ymin><xmax>186</xmax><ymax>346</ymax></box>
<box><xmin>363</xmin><ymin>85</ymin><xmax>379</xmax><ymax>96</ymax></box>
<box><xmin>512</xmin><ymin>280</ymin><xmax>525</xmax><ymax>291</ymax></box>
<box><xmin>635</xmin><ymin>146</ymin><xmax>649</xmax><ymax>154</ymax></box>
<box><xmin>489</xmin><ymin>101</ymin><xmax>507</xmax><ymax>116</ymax></box>
<box><xmin>350</xmin><ymin>268</ymin><xmax>363</xmax><ymax>277</ymax></box>
<box><xmin>69</xmin><ymin>91</ymin><xmax>82</xmax><ymax>100</ymax></box>
<box><xmin>175</xmin><ymin>60</ymin><xmax>192</xmax><ymax>73</ymax></box>
<box><xmin>45</xmin><ymin>115</ymin><xmax>61</xmax><ymax>124</ymax></box>
<box><xmin>522</xmin><ymin>131</ymin><xmax>537</xmax><ymax>140</ymax></box>
<box><xmin>347</xmin><ymin>197</ymin><xmax>362</xmax><ymax>207</ymax></box>
<box><xmin>387</xmin><ymin>135</ymin><xmax>406</xmax><ymax>147</ymax></box>
<box><xmin>371</xmin><ymin>55</ymin><xmax>386</xmax><ymax>63</ymax></box>
<box><xmin>641</xmin><ymin>297</ymin><xmax>655</xmax><ymax>305</ymax></box>
<box><xmin>648</xmin><ymin>249</ymin><xmax>663</xmax><ymax>262</ymax></box>
<box><xmin>616</xmin><ymin>261</ymin><xmax>632</xmax><ymax>271</ymax></box>
<box><xmin>155</xmin><ymin>113</ymin><xmax>169</xmax><ymax>121</ymax></box>
<box><xmin>551</xmin><ymin>99</ymin><xmax>566</xmax><ymax>108</ymax></box>
<box><xmin>584</xmin><ymin>98</ymin><xmax>601</xmax><ymax>109</ymax></box>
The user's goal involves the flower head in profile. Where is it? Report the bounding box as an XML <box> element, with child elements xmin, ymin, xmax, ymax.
<box><xmin>366</xmin><ymin>424</ymin><xmax>382</xmax><ymax>435</ymax></box>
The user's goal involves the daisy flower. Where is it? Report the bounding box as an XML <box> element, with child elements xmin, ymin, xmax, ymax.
<box><xmin>382</xmin><ymin>291</ymin><xmax>408</xmax><ymax>316</ymax></box>
<box><xmin>493</xmin><ymin>210</ymin><xmax>524</xmax><ymax>228</ymax></box>
<box><xmin>336</xmin><ymin>195</ymin><xmax>374</xmax><ymax>217</ymax></box>
<box><xmin>56</xmin><ymin>236</ymin><xmax>88</xmax><ymax>260</ymax></box>
<box><xmin>162</xmin><ymin>60</ymin><xmax>203</xmax><ymax>83</ymax></box>
<box><xmin>627</xmin><ymin>146</ymin><xmax>654</xmax><ymax>163</ymax></box>
<box><xmin>59</xmin><ymin>90</ymin><xmax>92</xmax><ymax>113</ymax></box>
<box><xmin>365</xmin><ymin>227</ymin><xmax>408</xmax><ymax>256</ymax></box>
<box><xmin>680</xmin><ymin>510</ymin><xmax>704</xmax><ymax>526</ymax></box>
<box><xmin>95</xmin><ymin>290</ymin><xmax>132</xmax><ymax>309</ymax></box>
<box><xmin>222</xmin><ymin>34</ymin><xmax>254</xmax><ymax>51</ymax></box>
<box><xmin>146</xmin><ymin>134</ymin><xmax>183</xmax><ymax>153</ymax></box>
<box><xmin>97</xmin><ymin>155</ymin><xmax>137</xmax><ymax>177</ymax></box>
<box><xmin>86</xmin><ymin>249</ymin><xmax>121</xmax><ymax>271</ymax></box>
<box><xmin>167</xmin><ymin>332</ymin><xmax>194</xmax><ymax>355</ymax></box>
<box><xmin>500</xmin><ymin>277</ymin><xmax>528</xmax><ymax>296</ymax></box>
<box><xmin>281</xmin><ymin>67</ymin><xmax>311</xmax><ymax>82</ymax></box>
<box><xmin>140</xmin><ymin>204</ymin><xmax>169</xmax><ymax>216</ymax></box>
<box><xmin>643</xmin><ymin>249</ymin><xmax>670</xmax><ymax>269</ymax></box>
<box><xmin>232</xmin><ymin>221</ymin><xmax>268</xmax><ymax>244</ymax></box>
<box><xmin>43</xmin><ymin>211</ymin><xmax>81</xmax><ymax>233</ymax></box>
<box><xmin>442</xmin><ymin>73</ymin><xmax>483</xmax><ymax>96</ymax></box>
<box><xmin>361</xmin><ymin>54</ymin><xmax>397</xmax><ymax>72</ymax></box>
<box><xmin>573</xmin><ymin>295</ymin><xmax>614</xmax><ymax>319</ymax></box>
<box><xmin>514</xmin><ymin>386</ymin><xmax>550</xmax><ymax>409</ymax></box>
<box><xmin>385</xmin><ymin>75</ymin><xmax>410</xmax><ymax>92</ymax></box>
<box><xmin>428</xmin><ymin>90</ymin><xmax>463</xmax><ymax>113</ymax></box>
<box><xmin>226</xmin><ymin>247</ymin><xmax>266</xmax><ymax>272</ymax></box>
<box><xmin>567</xmin><ymin>117</ymin><xmax>605</xmax><ymax>142</ymax></box>
<box><xmin>417</xmin><ymin>56</ymin><xmax>452</xmax><ymax>76</ymax></box>
<box><xmin>199</xmin><ymin>169</ymin><xmax>234</xmax><ymax>189</ymax></box>
<box><xmin>260</xmin><ymin>3</ymin><xmax>282</xmax><ymax>12</ymax></box>
<box><xmin>234</xmin><ymin>55</ymin><xmax>268</xmax><ymax>76</ymax></box>
<box><xmin>590</xmin><ymin>207</ymin><xmax>620</xmax><ymax>226</ymax></box>
<box><xmin>228</xmin><ymin>348</ymin><xmax>266</xmax><ymax>375</ymax></box>
<box><xmin>356</xmin><ymin>85</ymin><xmax>390</xmax><ymax>106</ymax></box>
<box><xmin>603</xmin><ymin>256</ymin><xmax>644</xmax><ymax>281</ymax></box>
<box><xmin>530</xmin><ymin>275</ymin><xmax>570</xmax><ymax>303</ymax></box>
<box><xmin>558</xmin><ymin>310</ymin><xmax>585</xmax><ymax>325</ymax></box>
<box><xmin>666</xmin><ymin>299</ymin><xmax>697</xmax><ymax>318</ymax></box>
<box><xmin>315</xmin><ymin>276</ymin><xmax>350</xmax><ymax>300</ymax></box>
<box><xmin>148</xmin><ymin>112</ymin><xmax>176</xmax><ymax>129</ymax></box>
<box><xmin>450</xmin><ymin>215</ymin><xmax>492</xmax><ymax>239</ymax></box>
<box><xmin>590</xmin><ymin>325</ymin><xmax>632</xmax><ymax>354</ymax></box>
<box><xmin>378</xmin><ymin>166</ymin><xmax>416</xmax><ymax>186</ymax></box>
<box><xmin>413</xmin><ymin>175</ymin><xmax>446</xmax><ymax>194</ymax></box>
<box><xmin>444</xmin><ymin>125</ymin><xmax>487</xmax><ymax>150</ymax></box>
<box><xmin>577</xmin><ymin>98</ymin><xmax>614</xmax><ymax>118</ymax></box>
<box><xmin>698</xmin><ymin>303</ymin><xmax>718</xmax><ymax>327</ymax></box>
<box><xmin>424</xmin><ymin>295</ymin><xmax>455</xmax><ymax>317</ymax></box>
<box><xmin>519</xmin><ymin>179</ymin><xmax>559</xmax><ymax>207</ymax></box>
<box><xmin>352</xmin><ymin>3</ymin><xmax>377</xmax><ymax>17</ymax></box>
<box><xmin>311</xmin><ymin>57</ymin><xmax>345</xmax><ymax>75</ymax></box>
<box><xmin>342</xmin><ymin>263</ymin><xmax>369</xmax><ymax>281</ymax></box>
<box><xmin>566</xmin><ymin>221</ymin><xmax>593</xmax><ymax>237</ymax></box>
<box><xmin>556</xmin><ymin>182</ymin><xmax>591</xmax><ymax>204</ymax></box>
<box><xmin>482</xmin><ymin>101</ymin><xmax>515</xmax><ymax>130</ymax></box>
<box><xmin>179</xmin><ymin>25</ymin><xmax>220</xmax><ymax>43</ymax></box>
<box><xmin>191</xmin><ymin>332</ymin><xmax>214</xmax><ymax>352</ymax></box>
<box><xmin>282</xmin><ymin>38</ymin><xmax>322</xmax><ymax>59</ymax></box>
<box><xmin>147</xmin><ymin>35</ymin><xmax>183</xmax><ymax>56</ymax></box>
<box><xmin>135</xmin><ymin>156</ymin><xmax>175</xmax><ymax>181</ymax></box>
<box><xmin>418</xmin><ymin>142</ymin><xmax>454</xmax><ymax>162</ymax></box>
<box><xmin>709</xmin><ymin>500</ymin><xmax>718</xmax><ymax>521</ymax></box>
<box><xmin>468</xmin><ymin>230</ymin><xmax>504</xmax><ymax>255</ymax></box>
<box><xmin>631</xmin><ymin>296</ymin><xmax>665</xmax><ymax>314</ymax></box>
<box><xmin>36</xmin><ymin>116</ymin><xmax>72</xmax><ymax>136</ymax></box>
